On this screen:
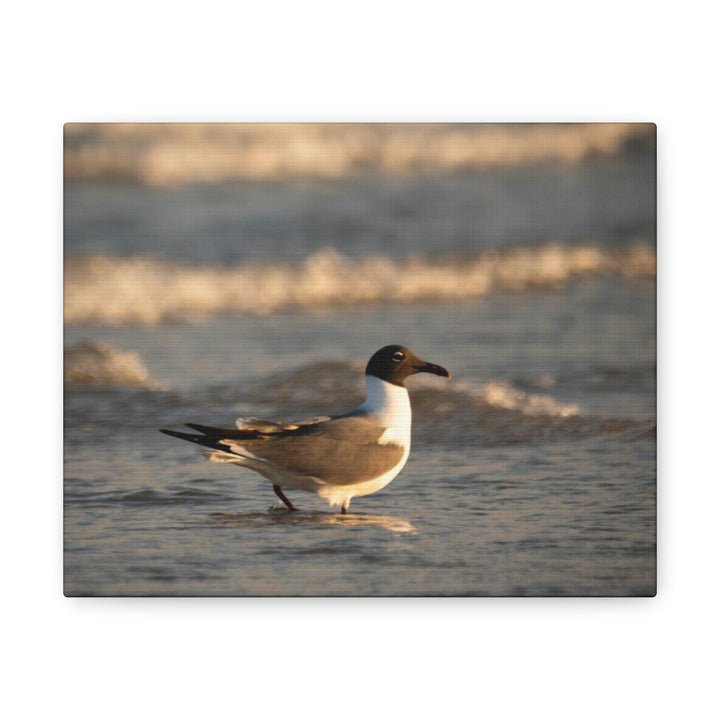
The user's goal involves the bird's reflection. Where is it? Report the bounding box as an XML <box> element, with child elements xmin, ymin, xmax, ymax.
<box><xmin>209</xmin><ymin>509</ymin><xmax>416</xmax><ymax>533</ymax></box>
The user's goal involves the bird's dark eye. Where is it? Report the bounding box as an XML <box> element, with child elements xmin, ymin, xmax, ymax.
<box><xmin>392</xmin><ymin>351</ymin><xmax>404</xmax><ymax>363</ymax></box>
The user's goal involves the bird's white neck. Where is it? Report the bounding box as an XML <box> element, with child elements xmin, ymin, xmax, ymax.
<box><xmin>359</xmin><ymin>375</ymin><xmax>412</xmax><ymax>429</ymax></box>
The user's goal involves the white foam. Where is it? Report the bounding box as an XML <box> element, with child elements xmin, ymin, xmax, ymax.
<box><xmin>411</xmin><ymin>374</ymin><xmax>580</xmax><ymax>418</ymax></box>
<box><xmin>64</xmin><ymin>341</ymin><xmax>157</xmax><ymax>388</ymax></box>
<box><xmin>64</xmin><ymin>123</ymin><xmax>653</xmax><ymax>185</ymax></box>
<box><xmin>64</xmin><ymin>243</ymin><xmax>656</xmax><ymax>326</ymax></box>
<box><xmin>475</xmin><ymin>380</ymin><xmax>579</xmax><ymax>417</ymax></box>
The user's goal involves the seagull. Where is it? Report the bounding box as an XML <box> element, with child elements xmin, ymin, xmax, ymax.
<box><xmin>160</xmin><ymin>345</ymin><xmax>450</xmax><ymax>514</ymax></box>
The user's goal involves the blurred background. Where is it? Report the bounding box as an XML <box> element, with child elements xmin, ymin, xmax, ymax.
<box><xmin>64</xmin><ymin>123</ymin><xmax>656</xmax><ymax>596</ymax></box>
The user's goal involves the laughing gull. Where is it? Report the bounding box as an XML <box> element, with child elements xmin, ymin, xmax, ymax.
<box><xmin>160</xmin><ymin>345</ymin><xmax>450</xmax><ymax>514</ymax></box>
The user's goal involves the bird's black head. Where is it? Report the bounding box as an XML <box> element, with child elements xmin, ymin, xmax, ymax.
<box><xmin>365</xmin><ymin>345</ymin><xmax>451</xmax><ymax>387</ymax></box>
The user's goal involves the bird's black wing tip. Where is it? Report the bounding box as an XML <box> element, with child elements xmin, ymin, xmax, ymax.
<box><xmin>159</xmin><ymin>428</ymin><xmax>190</xmax><ymax>437</ymax></box>
<box><xmin>159</xmin><ymin>427</ymin><xmax>201</xmax><ymax>442</ymax></box>
<box><xmin>159</xmin><ymin>427</ymin><xmax>230</xmax><ymax>451</ymax></box>
<box><xmin>185</xmin><ymin>422</ymin><xmax>217</xmax><ymax>434</ymax></box>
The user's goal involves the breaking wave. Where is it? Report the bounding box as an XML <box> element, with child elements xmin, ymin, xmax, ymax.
<box><xmin>64</xmin><ymin>341</ymin><xmax>158</xmax><ymax>389</ymax></box>
<box><xmin>228</xmin><ymin>362</ymin><xmax>649</xmax><ymax>446</ymax></box>
<box><xmin>65</xmin><ymin>354</ymin><xmax>653</xmax><ymax>447</ymax></box>
<box><xmin>64</xmin><ymin>243</ymin><xmax>655</xmax><ymax>325</ymax></box>
<box><xmin>64</xmin><ymin>123</ymin><xmax>654</xmax><ymax>186</ymax></box>
<box><xmin>241</xmin><ymin>360</ymin><xmax>579</xmax><ymax>419</ymax></box>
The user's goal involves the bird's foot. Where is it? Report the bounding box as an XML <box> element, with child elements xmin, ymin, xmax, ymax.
<box><xmin>273</xmin><ymin>484</ymin><xmax>299</xmax><ymax>511</ymax></box>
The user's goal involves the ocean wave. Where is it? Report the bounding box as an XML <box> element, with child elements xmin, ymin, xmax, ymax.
<box><xmin>65</xmin><ymin>354</ymin><xmax>652</xmax><ymax>447</ymax></box>
<box><xmin>452</xmin><ymin>379</ymin><xmax>579</xmax><ymax>417</ymax></box>
<box><xmin>408</xmin><ymin>377</ymin><xmax>649</xmax><ymax>446</ymax></box>
<box><xmin>64</xmin><ymin>243</ymin><xmax>656</xmax><ymax>325</ymax></box>
<box><xmin>232</xmin><ymin>360</ymin><xmax>652</xmax><ymax>446</ymax></box>
<box><xmin>64</xmin><ymin>341</ymin><xmax>158</xmax><ymax>389</ymax></box>
<box><xmin>64</xmin><ymin>123</ymin><xmax>654</xmax><ymax>186</ymax></box>
<box><xmin>247</xmin><ymin>361</ymin><xmax>578</xmax><ymax>419</ymax></box>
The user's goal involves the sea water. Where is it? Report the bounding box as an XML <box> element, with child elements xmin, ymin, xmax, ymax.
<box><xmin>63</xmin><ymin>128</ymin><xmax>655</xmax><ymax>595</ymax></box>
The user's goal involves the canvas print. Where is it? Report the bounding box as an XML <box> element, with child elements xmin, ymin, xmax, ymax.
<box><xmin>64</xmin><ymin>123</ymin><xmax>656</xmax><ymax>596</ymax></box>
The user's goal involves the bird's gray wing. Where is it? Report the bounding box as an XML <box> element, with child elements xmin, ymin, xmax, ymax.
<box><xmin>233</xmin><ymin>416</ymin><xmax>332</xmax><ymax>433</ymax></box>
<box><xmin>234</xmin><ymin>415</ymin><xmax>405</xmax><ymax>485</ymax></box>
<box><xmin>162</xmin><ymin>415</ymin><xmax>405</xmax><ymax>485</ymax></box>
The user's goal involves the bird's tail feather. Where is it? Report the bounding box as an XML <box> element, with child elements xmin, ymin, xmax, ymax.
<box><xmin>159</xmin><ymin>428</ymin><xmax>221</xmax><ymax>449</ymax></box>
<box><xmin>185</xmin><ymin>422</ymin><xmax>261</xmax><ymax>438</ymax></box>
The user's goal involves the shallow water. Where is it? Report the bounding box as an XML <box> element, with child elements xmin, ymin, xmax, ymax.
<box><xmin>64</xmin><ymin>287</ymin><xmax>655</xmax><ymax>596</ymax></box>
<box><xmin>64</xmin><ymin>145</ymin><xmax>656</xmax><ymax>596</ymax></box>
<box><xmin>64</xmin><ymin>430</ymin><xmax>654</xmax><ymax>596</ymax></box>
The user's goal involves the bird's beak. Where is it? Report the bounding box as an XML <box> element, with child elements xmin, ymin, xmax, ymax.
<box><xmin>416</xmin><ymin>360</ymin><xmax>451</xmax><ymax>378</ymax></box>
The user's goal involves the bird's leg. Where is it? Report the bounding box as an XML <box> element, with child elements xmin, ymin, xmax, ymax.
<box><xmin>340</xmin><ymin>503</ymin><xmax>348</xmax><ymax>515</ymax></box>
<box><xmin>273</xmin><ymin>484</ymin><xmax>298</xmax><ymax>511</ymax></box>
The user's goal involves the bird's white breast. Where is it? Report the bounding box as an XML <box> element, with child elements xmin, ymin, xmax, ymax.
<box><xmin>358</xmin><ymin>375</ymin><xmax>412</xmax><ymax>448</ymax></box>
